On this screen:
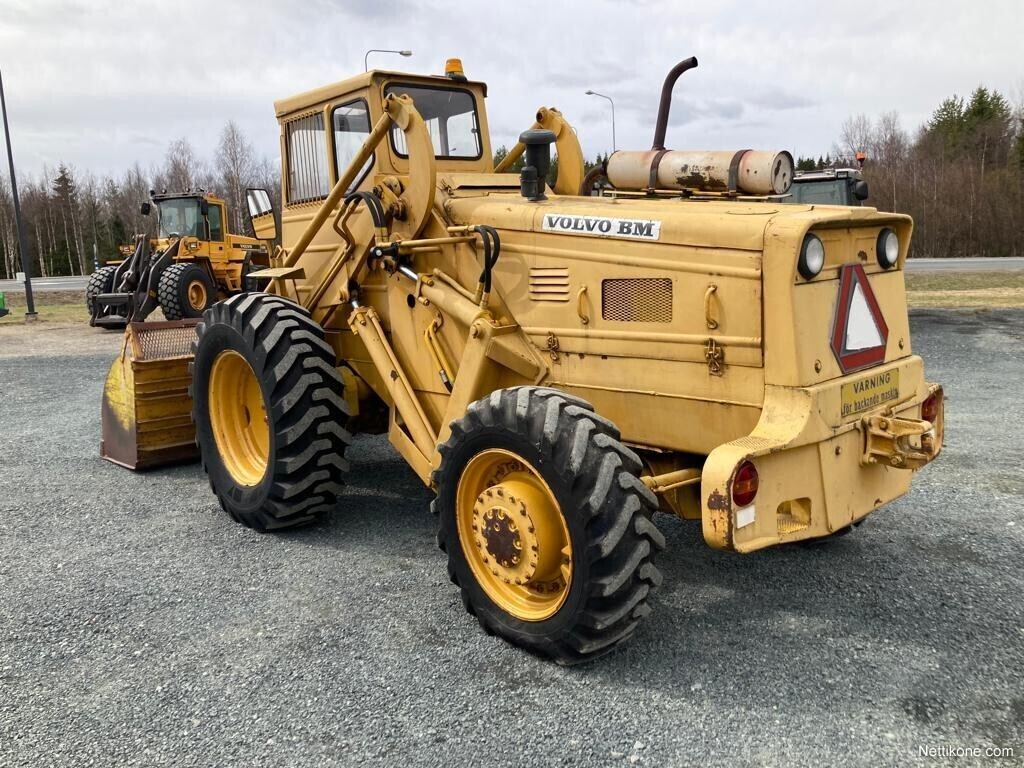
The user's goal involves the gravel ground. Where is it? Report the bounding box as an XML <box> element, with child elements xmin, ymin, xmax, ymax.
<box><xmin>1</xmin><ymin>309</ymin><xmax>1022</xmax><ymax>767</ymax></box>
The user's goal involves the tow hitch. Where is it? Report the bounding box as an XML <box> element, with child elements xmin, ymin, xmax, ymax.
<box><xmin>861</xmin><ymin>413</ymin><xmax>939</xmax><ymax>470</ymax></box>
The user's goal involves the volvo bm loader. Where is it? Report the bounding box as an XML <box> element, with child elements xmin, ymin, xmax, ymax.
<box><xmin>87</xmin><ymin>191</ymin><xmax>270</xmax><ymax>328</ymax></box>
<box><xmin>102</xmin><ymin>57</ymin><xmax>943</xmax><ymax>663</ymax></box>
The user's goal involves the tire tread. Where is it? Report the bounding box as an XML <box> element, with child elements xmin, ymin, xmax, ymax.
<box><xmin>192</xmin><ymin>293</ymin><xmax>351</xmax><ymax>530</ymax></box>
<box><xmin>433</xmin><ymin>385</ymin><xmax>664</xmax><ymax>664</ymax></box>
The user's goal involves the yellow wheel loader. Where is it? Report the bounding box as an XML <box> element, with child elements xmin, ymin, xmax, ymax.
<box><xmin>87</xmin><ymin>192</ymin><xmax>270</xmax><ymax>329</ymax></box>
<box><xmin>102</xmin><ymin>57</ymin><xmax>943</xmax><ymax>663</ymax></box>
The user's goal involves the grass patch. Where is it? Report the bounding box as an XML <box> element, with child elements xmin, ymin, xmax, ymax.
<box><xmin>1</xmin><ymin>290</ymin><xmax>89</xmax><ymax>324</ymax></box>
<box><xmin>906</xmin><ymin>270</ymin><xmax>1024</xmax><ymax>308</ymax></box>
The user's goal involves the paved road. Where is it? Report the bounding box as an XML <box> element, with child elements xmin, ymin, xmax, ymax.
<box><xmin>904</xmin><ymin>257</ymin><xmax>1024</xmax><ymax>272</ymax></box>
<box><xmin>0</xmin><ymin>275</ymin><xmax>89</xmax><ymax>293</ymax></box>
<box><xmin>0</xmin><ymin>310</ymin><xmax>1022</xmax><ymax>766</ymax></box>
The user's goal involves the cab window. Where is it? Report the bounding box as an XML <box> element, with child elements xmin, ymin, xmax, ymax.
<box><xmin>207</xmin><ymin>203</ymin><xmax>224</xmax><ymax>241</ymax></box>
<box><xmin>157</xmin><ymin>198</ymin><xmax>200</xmax><ymax>239</ymax></box>
<box><xmin>384</xmin><ymin>84</ymin><xmax>481</xmax><ymax>159</ymax></box>
<box><xmin>286</xmin><ymin>112</ymin><xmax>329</xmax><ymax>204</ymax></box>
<box><xmin>332</xmin><ymin>99</ymin><xmax>373</xmax><ymax>190</ymax></box>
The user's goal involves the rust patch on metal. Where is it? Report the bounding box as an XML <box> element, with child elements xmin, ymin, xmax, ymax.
<box><xmin>676</xmin><ymin>171</ymin><xmax>718</xmax><ymax>189</ymax></box>
<box><xmin>707</xmin><ymin>489</ymin><xmax>730</xmax><ymax>511</ymax></box>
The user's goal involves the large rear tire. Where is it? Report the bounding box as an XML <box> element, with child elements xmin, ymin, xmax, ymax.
<box><xmin>85</xmin><ymin>265</ymin><xmax>118</xmax><ymax>314</ymax></box>
<box><xmin>190</xmin><ymin>293</ymin><xmax>351</xmax><ymax>530</ymax></box>
<box><xmin>434</xmin><ymin>386</ymin><xmax>665</xmax><ymax>664</ymax></box>
<box><xmin>159</xmin><ymin>262</ymin><xmax>215</xmax><ymax>320</ymax></box>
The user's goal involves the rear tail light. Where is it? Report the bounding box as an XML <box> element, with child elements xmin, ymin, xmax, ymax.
<box><xmin>732</xmin><ymin>460</ymin><xmax>759</xmax><ymax>507</ymax></box>
<box><xmin>921</xmin><ymin>389</ymin><xmax>942</xmax><ymax>425</ymax></box>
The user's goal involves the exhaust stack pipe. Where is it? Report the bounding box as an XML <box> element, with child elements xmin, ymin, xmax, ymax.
<box><xmin>652</xmin><ymin>56</ymin><xmax>698</xmax><ymax>151</ymax></box>
<box><xmin>604</xmin><ymin>56</ymin><xmax>793</xmax><ymax>196</ymax></box>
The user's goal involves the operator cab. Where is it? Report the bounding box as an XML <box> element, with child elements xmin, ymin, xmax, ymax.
<box><xmin>787</xmin><ymin>168</ymin><xmax>869</xmax><ymax>206</ymax></box>
<box><xmin>273</xmin><ymin>61</ymin><xmax>493</xmax><ymax>211</ymax></box>
<box><xmin>143</xmin><ymin>193</ymin><xmax>225</xmax><ymax>242</ymax></box>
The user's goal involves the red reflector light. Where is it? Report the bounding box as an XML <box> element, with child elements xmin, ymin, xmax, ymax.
<box><xmin>732</xmin><ymin>460</ymin><xmax>759</xmax><ymax>507</ymax></box>
<box><xmin>921</xmin><ymin>390</ymin><xmax>941</xmax><ymax>425</ymax></box>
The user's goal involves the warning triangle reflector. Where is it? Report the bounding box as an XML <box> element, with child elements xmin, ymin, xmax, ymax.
<box><xmin>831</xmin><ymin>264</ymin><xmax>889</xmax><ymax>373</ymax></box>
<box><xmin>845</xmin><ymin>282</ymin><xmax>885</xmax><ymax>351</ymax></box>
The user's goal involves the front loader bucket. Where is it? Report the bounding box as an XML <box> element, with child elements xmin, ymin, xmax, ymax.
<box><xmin>100</xmin><ymin>320</ymin><xmax>200</xmax><ymax>470</ymax></box>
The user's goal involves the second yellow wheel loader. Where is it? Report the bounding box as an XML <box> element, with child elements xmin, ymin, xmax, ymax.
<box><xmin>87</xmin><ymin>191</ymin><xmax>270</xmax><ymax>328</ymax></box>
<box><xmin>103</xmin><ymin>57</ymin><xmax>944</xmax><ymax>663</ymax></box>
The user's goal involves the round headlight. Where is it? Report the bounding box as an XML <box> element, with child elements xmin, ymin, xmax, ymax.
<box><xmin>798</xmin><ymin>233</ymin><xmax>825</xmax><ymax>280</ymax></box>
<box><xmin>877</xmin><ymin>228</ymin><xmax>899</xmax><ymax>269</ymax></box>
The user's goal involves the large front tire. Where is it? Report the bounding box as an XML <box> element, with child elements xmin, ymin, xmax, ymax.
<box><xmin>190</xmin><ymin>293</ymin><xmax>351</xmax><ymax>530</ymax></box>
<box><xmin>85</xmin><ymin>265</ymin><xmax>117</xmax><ymax>314</ymax></box>
<box><xmin>434</xmin><ymin>386</ymin><xmax>665</xmax><ymax>664</ymax></box>
<box><xmin>160</xmin><ymin>262</ymin><xmax>215</xmax><ymax>320</ymax></box>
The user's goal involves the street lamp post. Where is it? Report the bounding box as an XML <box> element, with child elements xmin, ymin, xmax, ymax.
<box><xmin>0</xmin><ymin>67</ymin><xmax>35</xmax><ymax>320</ymax></box>
<box><xmin>364</xmin><ymin>49</ymin><xmax>413</xmax><ymax>71</ymax></box>
<box><xmin>585</xmin><ymin>90</ymin><xmax>616</xmax><ymax>153</ymax></box>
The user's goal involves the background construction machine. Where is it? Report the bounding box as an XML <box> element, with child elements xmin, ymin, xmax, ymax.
<box><xmin>87</xmin><ymin>191</ymin><xmax>270</xmax><ymax>328</ymax></box>
<box><xmin>101</xmin><ymin>57</ymin><xmax>943</xmax><ymax>663</ymax></box>
<box><xmin>788</xmin><ymin>166</ymin><xmax>870</xmax><ymax>205</ymax></box>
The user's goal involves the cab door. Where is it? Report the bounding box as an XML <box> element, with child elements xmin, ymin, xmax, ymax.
<box><xmin>207</xmin><ymin>203</ymin><xmax>227</xmax><ymax>264</ymax></box>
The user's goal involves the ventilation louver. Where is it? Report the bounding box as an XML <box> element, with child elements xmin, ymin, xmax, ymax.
<box><xmin>529</xmin><ymin>267</ymin><xmax>570</xmax><ymax>302</ymax></box>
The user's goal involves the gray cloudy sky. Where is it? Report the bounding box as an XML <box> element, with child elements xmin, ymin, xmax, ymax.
<box><xmin>0</xmin><ymin>0</ymin><xmax>1020</xmax><ymax>178</ymax></box>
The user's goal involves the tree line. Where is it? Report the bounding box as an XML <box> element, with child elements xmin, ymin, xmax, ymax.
<box><xmin>802</xmin><ymin>84</ymin><xmax>1024</xmax><ymax>258</ymax></box>
<box><xmin>0</xmin><ymin>121</ymin><xmax>279</xmax><ymax>279</ymax></box>
<box><xmin>3</xmin><ymin>84</ymin><xmax>1022</xmax><ymax>279</ymax></box>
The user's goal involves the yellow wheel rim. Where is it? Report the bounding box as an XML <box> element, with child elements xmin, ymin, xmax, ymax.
<box><xmin>456</xmin><ymin>449</ymin><xmax>573</xmax><ymax>621</ymax></box>
<box><xmin>208</xmin><ymin>350</ymin><xmax>269</xmax><ymax>486</ymax></box>
<box><xmin>187</xmin><ymin>280</ymin><xmax>208</xmax><ymax>311</ymax></box>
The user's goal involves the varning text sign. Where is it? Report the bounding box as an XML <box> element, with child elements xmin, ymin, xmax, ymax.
<box><xmin>841</xmin><ymin>369</ymin><xmax>899</xmax><ymax>417</ymax></box>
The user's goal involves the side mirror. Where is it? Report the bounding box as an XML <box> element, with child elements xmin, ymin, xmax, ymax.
<box><xmin>199</xmin><ymin>198</ymin><xmax>210</xmax><ymax>216</ymax></box>
<box><xmin>246</xmin><ymin>188</ymin><xmax>277</xmax><ymax>242</ymax></box>
<box><xmin>140</xmin><ymin>202</ymin><xmax>151</xmax><ymax>216</ymax></box>
<box><xmin>854</xmin><ymin>180</ymin><xmax>869</xmax><ymax>201</ymax></box>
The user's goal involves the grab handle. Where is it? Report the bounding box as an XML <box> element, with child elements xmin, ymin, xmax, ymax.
<box><xmin>576</xmin><ymin>285</ymin><xmax>590</xmax><ymax>325</ymax></box>
<box><xmin>704</xmin><ymin>284</ymin><xmax>719</xmax><ymax>330</ymax></box>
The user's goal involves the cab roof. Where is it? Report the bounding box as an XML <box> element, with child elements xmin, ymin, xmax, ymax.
<box><xmin>793</xmin><ymin>168</ymin><xmax>862</xmax><ymax>182</ymax></box>
<box><xmin>273</xmin><ymin>69</ymin><xmax>488</xmax><ymax>118</ymax></box>
<box><xmin>151</xmin><ymin>192</ymin><xmax>223</xmax><ymax>203</ymax></box>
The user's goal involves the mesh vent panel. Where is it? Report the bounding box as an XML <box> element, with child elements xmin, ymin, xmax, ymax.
<box><xmin>601</xmin><ymin>278</ymin><xmax>673</xmax><ymax>323</ymax></box>
<box><xmin>134</xmin><ymin>325</ymin><xmax>198</xmax><ymax>361</ymax></box>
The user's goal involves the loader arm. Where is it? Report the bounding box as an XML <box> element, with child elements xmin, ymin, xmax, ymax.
<box><xmin>261</xmin><ymin>93</ymin><xmax>437</xmax><ymax>326</ymax></box>
<box><xmin>91</xmin><ymin>235</ymin><xmax>180</xmax><ymax>327</ymax></box>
